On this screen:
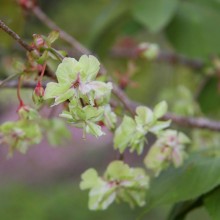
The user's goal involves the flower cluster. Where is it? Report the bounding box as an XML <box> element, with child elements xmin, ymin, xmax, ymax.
<box><xmin>144</xmin><ymin>129</ymin><xmax>190</xmax><ymax>176</ymax></box>
<box><xmin>114</xmin><ymin>101</ymin><xmax>170</xmax><ymax>154</ymax></box>
<box><xmin>80</xmin><ymin>161</ymin><xmax>149</xmax><ymax>210</ymax></box>
<box><xmin>44</xmin><ymin>55</ymin><xmax>116</xmax><ymax>137</ymax></box>
<box><xmin>0</xmin><ymin>106</ymin><xmax>41</xmax><ymax>156</ymax></box>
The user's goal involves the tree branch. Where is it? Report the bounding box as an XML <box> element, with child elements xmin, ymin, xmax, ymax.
<box><xmin>112</xmin><ymin>85</ymin><xmax>220</xmax><ymax>132</ymax></box>
<box><xmin>31</xmin><ymin>6</ymin><xmax>90</xmax><ymax>55</ymax></box>
<box><xmin>111</xmin><ymin>46</ymin><xmax>204</xmax><ymax>71</ymax></box>
<box><xmin>31</xmin><ymin>6</ymin><xmax>107</xmax><ymax>75</ymax></box>
<box><xmin>0</xmin><ymin>20</ymin><xmax>33</xmax><ymax>52</ymax></box>
<box><xmin>1</xmin><ymin>80</ymin><xmax>220</xmax><ymax>132</ymax></box>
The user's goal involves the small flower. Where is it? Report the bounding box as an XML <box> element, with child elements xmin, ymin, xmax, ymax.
<box><xmin>44</xmin><ymin>55</ymin><xmax>112</xmax><ymax>106</ymax></box>
<box><xmin>33</xmin><ymin>34</ymin><xmax>46</xmax><ymax>50</ymax></box>
<box><xmin>144</xmin><ymin>129</ymin><xmax>190</xmax><ymax>176</ymax></box>
<box><xmin>32</xmin><ymin>81</ymin><xmax>45</xmax><ymax>105</ymax></box>
<box><xmin>17</xmin><ymin>105</ymin><xmax>39</xmax><ymax>120</ymax></box>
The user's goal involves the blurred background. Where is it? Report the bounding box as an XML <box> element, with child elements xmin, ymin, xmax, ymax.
<box><xmin>0</xmin><ymin>0</ymin><xmax>219</xmax><ymax>219</ymax></box>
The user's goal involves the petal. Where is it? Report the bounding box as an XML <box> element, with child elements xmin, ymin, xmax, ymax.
<box><xmin>78</xmin><ymin>55</ymin><xmax>100</xmax><ymax>81</ymax></box>
<box><xmin>44</xmin><ymin>82</ymin><xmax>70</xmax><ymax>100</ymax></box>
<box><xmin>53</xmin><ymin>89</ymin><xmax>75</xmax><ymax>106</ymax></box>
<box><xmin>56</xmin><ymin>58</ymin><xmax>79</xmax><ymax>83</ymax></box>
<box><xmin>84</xmin><ymin>81</ymin><xmax>112</xmax><ymax>98</ymax></box>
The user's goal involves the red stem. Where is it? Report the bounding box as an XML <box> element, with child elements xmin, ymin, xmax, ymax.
<box><xmin>17</xmin><ymin>75</ymin><xmax>24</xmax><ymax>107</ymax></box>
<box><xmin>38</xmin><ymin>62</ymin><xmax>47</xmax><ymax>83</ymax></box>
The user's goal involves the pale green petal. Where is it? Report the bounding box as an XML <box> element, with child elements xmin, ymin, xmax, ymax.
<box><xmin>135</xmin><ymin>106</ymin><xmax>154</xmax><ymax>126</ymax></box>
<box><xmin>80</xmin><ymin>168</ymin><xmax>99</xmax><ymax>190</ymax></box>
<box><xmin>154</xmin><ymin>101</ymin><xmax>168</xmax><ymax>119</ymax></box>
<box><xmin>178</xmin><ymin>132</ymin><xmax>191</xmax><ymax>144</ymax></box>
<box><xmin>53</xmin><ymin>89</ymin><xmax>75</xmax><ymax>106</ymax></box>
<box><xmin>86</xmin><ymin>121</ymin><xmax>105</xmax><ymax>137</ymax></box>
<box><xmin>105</xmin><ymin>161</ymin><xmax>131</xmax><ymax>180</ymax></box>
<box><xmin>149</xmin><ymin>120</ymin><xmax>171</xmax><ymax>134</ymax></box>
<box><xmin>84</xmin><ymin>106</ymin><xmax>104</xmax><ymax>121</ymax></box>
<box><xmin>56</xmin><ymin>57</ymin><xmax>79</xmax><ymax>83</ymax></box>
<box><xmin>78</xmin><ymin>55</ymin><xmax>100</xmax><ymax>81</ymax></box>
<box><xmin>113</xmin><ymin>116</ymin><xmax>136</xmax><ymax>153</ymax></box>
<box><xmin>44</xmin><ymin>82</ymin><xmax>70</xmax><ymax>100</ymax></box>
<box><xmin>87</xmin><ymin>81</ymin><xmax>112</xmax><ymax>98</ymax></box>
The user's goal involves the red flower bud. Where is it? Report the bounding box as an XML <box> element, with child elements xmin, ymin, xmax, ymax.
<box><xmin>98</xmin><ymin>121</ymin><xmax>105</xmax><ymax>127</ymax></box>
<box><xmin>32</xmin><ymin>82</ymin><xmax>44</xmax><ymax>105</ymax></box>
<box><xmin>18</xmin><ymin>0</ymin><xmax>35</xmax><ymax>10</ymax></box>
<box><xmin>33</xmin><ymin>34</ymin><xmax>45</xmax><ymax>50</ymax></box>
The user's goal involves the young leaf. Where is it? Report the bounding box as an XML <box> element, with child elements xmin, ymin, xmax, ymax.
<box><xmin>144</xmin><ymin>151</ymin><xmax>220</xmax><ymax>213</ymax></box>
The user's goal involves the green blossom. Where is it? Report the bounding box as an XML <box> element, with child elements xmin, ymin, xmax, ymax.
<box><xmin>80</xmin><ymin>161</ymin><xmax>150</xmax><ymax>210</ymax></box>
<box><xmin>114</xmin><ymin>101</ymin><xmax>170</xmax><ymax>154</ymax></box>
<box><xmin>0</xmin><ymin>120</ymin><xmax>42</xmax><ymax>156</ymax></box>
<box><xmin>60</xmin><ymin>99</ymin><xmax>105</xmax><ymax>137</ymax></box>
<box><xmin>103</xmin><ymin>105</ymin><xmax>117</xmax><ymax>130</ymax></box>
<box><xmin>44</xmin><ymin>55</ymin><xmax>112</xmax><ymax>106</ymax></box>
<box><xmin>144</xmin><ymin>129</ymin><xmax>190</xmax><ymax>176</ymax></box>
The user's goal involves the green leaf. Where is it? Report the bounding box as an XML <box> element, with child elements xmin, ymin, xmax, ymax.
<box><xmin>144</xmin><ymin>151</ymin><xmax>220</xmax><ymax>213</ymax></box>
<box><xmin>132</xmin><ymin>0</ymin><xmax>179</xmax><ymax>32</ymax></box>
<box><xmin>37</xmin><ymin>51</ymin><xmax>48</xmax><ymax>64</ymax></box>
<box><xmin>204</xmin><ymin>187</ymin><xmax>220</xmax><ymax>220</ymax></box>
<box><xmin>166</xmin><ymin>0</ymin><xmax>220</xmax><ymax>58</ymax></box>
<box><xmin>47</xmin><ymin>30</ymin><xmax>60</xmax><ymax>45</ymax></box>
<box><xmin>197</xmin><ymin>77</ymin><xmax>220</xmax><ymax>116</ymax></box>
<box><xmin>88</xmin><ymin>0</ymin><xmax>130</xmax><ymax>55</ymax></box>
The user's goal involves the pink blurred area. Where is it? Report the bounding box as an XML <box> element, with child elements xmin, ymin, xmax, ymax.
<box><xmin>0</xmin><ymin>104</ymin><xmax>113</xmax><ymax>185</ymax></box>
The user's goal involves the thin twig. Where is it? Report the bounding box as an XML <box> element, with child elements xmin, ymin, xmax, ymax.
<box><xmin>110</xmin><ymin>47</ymin><xmax>204</xmax><ymax>71</ymax></box>
<box><xmin>32</xmin><ymin>6</ymin><xmax>90</xmax><ymax>55</ymax></box>
<box><xmin>0</xmin><ymin>20</ymin><xmax>33</xmax><ymax>52</ymax></box>
<box><xmin>31</xmin><ymin>6</ymin><xmax>107</xmax><ymax>75</ymax></box>
<box><xmin>0</xmin><ymin>72</ymin><xmax>22</xmax><ymax>88</ymax></box>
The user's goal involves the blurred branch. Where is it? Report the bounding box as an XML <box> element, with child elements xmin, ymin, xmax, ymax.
<box><xmin>0</xmin><ymin>72</ymin><xmax>22</xmax><ymax>88</ymax></box>
<box><xmin>112</xmin><ymin>85</ymin><xmax>220</xmax><ymax>131</ymax></box>
<box><xmin>110</xmin><ymin>47</ymin><xmax>204</xmax><ymax>71</ymax></box>
<box><xmin>0</xmin><ymin>80</ymin><xmax>43</xmax><ymax>89</ymax></box>
<box><xmin>0</xmin><ymin>20</ymin><xmax>33</xmax><ymax>52</ymax></box>
<box><xmin>31</xmin><ymin>6</ymin><xmax>90</xmax><ymax>55</ymax></box>
<box><xmin>30</xmin><ymin>5</ymin><xmax>107</xmax><ymax>75</ymax></box>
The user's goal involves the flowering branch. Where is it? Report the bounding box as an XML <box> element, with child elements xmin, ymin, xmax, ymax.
<box><xmin>28</xmin><ymin>5</ymin><xmax>107</xmax><ymax>75</ymax></box>
<box><xmin>1</xmin><ymin>9</ymin><xmax>220</xmax><ymax>133</ymax></box>
<box><xmin>1</xmin><ymin>79</ymin><xmax>220</xmax><ymax>132</ymax></box>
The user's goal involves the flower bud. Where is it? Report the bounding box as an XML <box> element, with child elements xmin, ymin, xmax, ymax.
<box><xmin>32</xmin><ymin>82</ymin><xmax>44</xmax><ymax>105</ymax></box>
<box><xmin>17</xmin><ymin>105</ymin><xmax>29</xmax><ymax>119</ymax></box>
<box><xmin>138</xmin><ymin>43</ymin><xmax>159</xmax><ymax>60</ymax></box>
<box><xmin>33</xmin><ymin>34</ymin><xmax>45</xmax><ymax>50</ymax></box>
<box><xmin>18</xmin><ymin>0</ymin><xmax>35</xmax><ymax>10</ymax></box>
